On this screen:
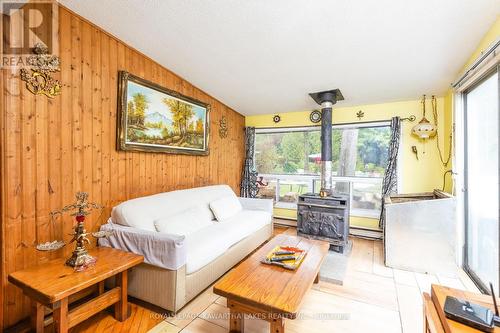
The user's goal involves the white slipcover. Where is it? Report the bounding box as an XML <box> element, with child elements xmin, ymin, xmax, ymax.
<box><xmin>154</xmin><ymin>206</ymin><xmax>212</xmax><ymax>236</ymax></box>
<box><xmin>185</xmin><ymin>210</ymin><xmax>271</xmax><ymax>274</ymax></box>
<box><xmin>101</xmin><ymin>185</ymin><xmax>273</xmax><ymax>272</ymax></box>
<box><xmin>111</xmin><ymin>185</ymin><xmax>236</xmax><ymax>231</ymax></box>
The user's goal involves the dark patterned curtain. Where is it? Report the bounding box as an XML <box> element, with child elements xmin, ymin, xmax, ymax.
<box><xmin>379</xmin><ymin>117</ymin><xmax>401</xmax><ymax>228</ymax></box>
<box><xmin>240</xmin><ymin>127</ymin><xmax>258</xmax><ymax>198</ymax></box>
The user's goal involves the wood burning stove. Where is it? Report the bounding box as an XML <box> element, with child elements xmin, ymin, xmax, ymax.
<box><xmin>297</xmin><ymin>193</ymin><xmax>350</xmax><ymax>252</ymax></box>
<box><xmin>297</xmin><ymin>89</ymin><xmax>350</xmax><ymax>253</ymax></box>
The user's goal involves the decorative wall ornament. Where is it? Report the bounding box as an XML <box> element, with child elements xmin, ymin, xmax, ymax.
<box><xmin>273</xmin><ymin>115</ymin><xmax>281</xmax><ymax>123</ymax></box>
<box><xmin>219</xmin><ymin>115</ymin><xmax>228</xmax><ymax>138</ymax></box>
<box><xmin>309</xmin><ymin>110</ymin><xmax>322</xmax><ymax>123</ymax></box>
<box><xmin>36</xmin><ymin>192</ymin><xmax>111</xmax><ymax>269</ymax></box>
<box><xmin>411</xmin><ymin>146</ymin><xmax>419</xmax><ymax>160</ymax></box>
<box><xmin>19</xmin><ymin>42</ymin><xmax>62</xmax><ymax>98</ymax></box>
<box><xmin>412</xmin><ymin>95</ymin><xmax>437</xmax><ymax>139</ymax></box>
<box><xmin>356</xmin><ymin>110</ymin><xmax>365</xmax><ymax>120</ymax></box>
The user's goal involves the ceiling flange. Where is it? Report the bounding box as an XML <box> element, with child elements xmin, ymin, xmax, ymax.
<box><xmin>309</xmin><ymin>89</ymin><xmax>344</xmax><ymax>105</ymax></box>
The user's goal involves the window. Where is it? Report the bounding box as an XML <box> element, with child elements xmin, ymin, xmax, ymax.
<box><xmin>254</xmin><ymin>123</ymin><xmax>392</xmax><ymax>218</ymax></box>
<box><xmin>464</xmin><ymin>68</ymin><xmax>499</xmax><ymax>293</ymax></box>
<box><xmin>255</xmin><ymin>129</ymin><xmax>321</xmax><ymax>175</ymax></box>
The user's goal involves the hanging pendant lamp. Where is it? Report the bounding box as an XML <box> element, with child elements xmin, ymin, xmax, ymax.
<box><xmin>412</xmin><ymin>95</ymin><xmax>437</xmax><ymax>139</ymax></box>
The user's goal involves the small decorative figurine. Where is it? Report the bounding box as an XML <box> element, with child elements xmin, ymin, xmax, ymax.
<box><xmin>36</xmin><ymin>192</ymin><xmax>111</xmax><ymax>269</ymax></box>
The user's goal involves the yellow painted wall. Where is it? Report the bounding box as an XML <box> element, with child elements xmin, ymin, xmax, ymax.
<box><xmin>461</xmin><ymin>16</ymin><xmax>500</xmax><ymax>72</ymax></box>
<box><xmin>443</xmin><ymin>16</ymin><xmax>500</xmax><ymax>193</ymax></box>
<box><xmin>442</xmin><ymin>91</ymin><xmax>454</xmax><ymax>193</ymax></box>
<box><xmin>249</xmin><ymin>16</ymin><xmax>500</xmax><ymax>229</ymax></box>
<box><xmin>247</xmin><ymin>98</ymin><xmax>448</xmax><ymax>229</ymax></box>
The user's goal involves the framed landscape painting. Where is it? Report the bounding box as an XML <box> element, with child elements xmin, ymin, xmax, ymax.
<box><xmin>117</xmin><ymin>71</ymin><xmax>210</xmax><ymax>155</ymax></box>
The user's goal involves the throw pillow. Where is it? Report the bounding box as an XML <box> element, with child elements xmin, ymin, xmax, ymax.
<box><xmin>154</xmin><ymin>206</ymin><xmax>212</xmax><ymax>236</ymax></box>
<box><xmin>209</xmin><ymin>196</ymin><xmax>243</xmax><ymax>221</ymax></box>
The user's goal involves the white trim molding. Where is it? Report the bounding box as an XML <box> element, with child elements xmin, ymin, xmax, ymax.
<box><xmin>452</xmin><ymin>39</ymin><xmax>499</xmax><ymax>269</ymax></box>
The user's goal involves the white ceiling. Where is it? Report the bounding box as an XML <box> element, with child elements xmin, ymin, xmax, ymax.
<box><xmin>59</xmin><ymin>0</ymin><xmax>499</xmax><ymax>115</ymax></box>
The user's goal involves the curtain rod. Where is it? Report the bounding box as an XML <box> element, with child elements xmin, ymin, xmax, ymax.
<box><xmin>401</xmin><ymin>115</ymin><xmax>416</xmax><ymax>122</ymax></box>
<box><xmin>452</xmin><ymin>38</ymin><xmax>500</xmax><ymax>88</ymax></box>
<box><xmin>245</xmin><ymin>115</ymin><xmax>416</xmax><ymax>130</ymax></box>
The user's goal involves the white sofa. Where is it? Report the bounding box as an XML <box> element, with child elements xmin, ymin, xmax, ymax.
<box><xmin>98</xmin><ymin>184</ymin><xmax>273</xmax><ymax>312</ymax></box>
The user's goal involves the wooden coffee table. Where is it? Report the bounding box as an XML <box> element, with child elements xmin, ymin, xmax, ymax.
<box><xmin>213</xmin><ymin>234</ymin><xmax>330</xmax><ymax>333</ymax></box>
<box><xmin>8</xmin><ymin>247</ymin><xmax>143</xmax><ymax>333</ymax></box>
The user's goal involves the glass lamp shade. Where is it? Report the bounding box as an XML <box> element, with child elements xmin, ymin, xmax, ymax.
<box><xmin>412</xmin><ymin>117</ymin><xmax>437</xmax><ymax>139</ymax></box>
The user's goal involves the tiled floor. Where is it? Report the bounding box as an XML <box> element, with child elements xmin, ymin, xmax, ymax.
<box><xmin>148</xmin><ymin>226</ymin><xmax>479</xmax><ymax>333</ymax></box>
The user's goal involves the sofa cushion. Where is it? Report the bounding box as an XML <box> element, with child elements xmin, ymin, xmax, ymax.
<box><xmin>111</xmin><ymin>185</ymin><xmax>236</xmax><ymax>231</ymax></box>
<box><xmin>154</xmin><ymin>206</ymin><xmax>213</xmax><ymax>236</ymax></box>
<box><xmin>219</xmin><ymin>210</ymin><xmax>272</xmax><ymax>246</ymax></box>
<box><xmin>185</xmin><ymin>224</ymin><xmax>230</xmax><ymax>274</ymax></box>
<box><xmin>185</xmin><ymin>209</ymin><xmax>272</xmax><ymax>274</ymax></box>
<box><xmin>209</xmin><ymin>196</ymin><xmax>243</xmax><ymax>221</ymax></box>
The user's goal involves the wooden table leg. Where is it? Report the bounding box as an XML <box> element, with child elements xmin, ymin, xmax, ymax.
<box><xmin>98</xmin><ymin>280</ymin><xmax>105</xmax><ymax>295</ymax></box>
<box><xmin>53</xmin><ymin>297</ymin><xmax>69</xmax><ymax>333</ymax></box>
<box><xmin>31</xmin><ymin>300</ymin><xmax>44</xmax><ymax>333</ymax></box>
<box><xmin>115</xmin><ymin>270</ymin><xmax>129</xmax><ymax>321</ymax></box>
<box><xmin>270</xmin><ymin>317</ymin><xmax>285</xmax><ymax>333</ymax></box>
<box><xmin>229</xmin><ymin>307</ymin><xmax>244</xmax><ymax>333</ymax></box>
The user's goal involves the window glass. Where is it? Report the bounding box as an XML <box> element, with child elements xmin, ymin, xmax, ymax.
<box><xmin>255</xmin><ymin>130</ymin><xmax>321</xmax><ymax>175</ymax></box>
<box><xmin>351</xmin><ymin>180</ymin><xmax>383</xmax><ymax>212</ymax></box>
<box><xmin>332</xmin><ymin>127</ymin><xmax>391</xmax><ymax>178</ymax></box>
<box><xmin>278</xmin><ymin>179</ymin><xmax>310</xmax><ymax>203</ymax></box>
<box><xmin>254</xmin><ymin>124</ymin><xmax>392</xmax><ymax>217</ymax></box>
<box><xmin>465</xmin><ymin>71</ymin><xmax>499</xmax><ymax>293</ymax></box>
<box><xmin>255</xmin><ymin>178</ymin><xmax>276</xmax><ymax>200</ymax></box>
<box><xmin>255</xmin><ymin>126</ymin><xmax>391</xmax><ymax>177</ymax></box>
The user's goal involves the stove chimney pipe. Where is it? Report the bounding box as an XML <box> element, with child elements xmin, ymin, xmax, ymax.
<box><xmin>309</xmin><ymin>89</ymin><xmax>344</xmax><ymax>198</ymax></box>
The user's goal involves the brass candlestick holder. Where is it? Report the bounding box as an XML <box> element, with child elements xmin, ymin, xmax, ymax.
<box><xmin>36</xmin><ymin>192</ymin><xmax>112</xmax><ymax>268</ymax></box>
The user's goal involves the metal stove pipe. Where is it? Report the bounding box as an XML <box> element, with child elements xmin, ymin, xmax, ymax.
<box><xmin>309</xmin><ymin>89</ymin><xmax>344</xmax><ymax>197</ymax></box>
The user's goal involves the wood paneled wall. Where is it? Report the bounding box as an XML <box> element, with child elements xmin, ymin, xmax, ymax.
<box><xmin>0</xmin><ymin>5</ymin><xmax>245</xmax><ymax>327</ymax></box>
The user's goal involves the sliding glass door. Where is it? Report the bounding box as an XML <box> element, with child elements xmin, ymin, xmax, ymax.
<box><xmin>464</xmin><ymin>67</ymin><xmax>499</xmax><ymax>293</ymax></box>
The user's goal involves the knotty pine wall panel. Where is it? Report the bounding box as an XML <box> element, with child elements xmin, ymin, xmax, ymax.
<box><xmin>0</xmin><ymin>5</ymin><xmax>245</xmax><ymax>327</ymax></box>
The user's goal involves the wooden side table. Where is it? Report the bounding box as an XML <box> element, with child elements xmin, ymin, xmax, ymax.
<box><xmin>8</xmin><ymin>247</ymin><xmax>143</xmax><ymax>333</ymax></box>
<box><xmin>423</xmin><ymin>284</ymin><xmax>500</xmax><ymax>333</ymax></box>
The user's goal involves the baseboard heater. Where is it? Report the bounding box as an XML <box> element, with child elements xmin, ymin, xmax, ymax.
<box><xmin>274</xmin><ymin>219</ymin><xmax>383</xmax><ymax>240</ymax></box>
<box><xmin>273</xmin><ymin>217</ymin><xmax>297</xmax><ymax>228</ymax></box>
<box><xmin>349</xmin><ymin>226</ymin><xmax>383</xmax><ymax>240</ymax></box>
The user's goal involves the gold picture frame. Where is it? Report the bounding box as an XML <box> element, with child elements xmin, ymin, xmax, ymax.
<box><xmin>117</xmin><ymin>71</ymin><xmax>210</xmax><ymax>155</ymax></box>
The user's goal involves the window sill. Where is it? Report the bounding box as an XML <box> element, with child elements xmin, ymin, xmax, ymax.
<box><xmin>350</xmin><ymin>209</ymin><xmax>381</xmax><ymax>219</ymax></box>
<box><xmin>274</xmin><ymin>202</ymin><xmax>297</xmax><ymax>210</ymax></box>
